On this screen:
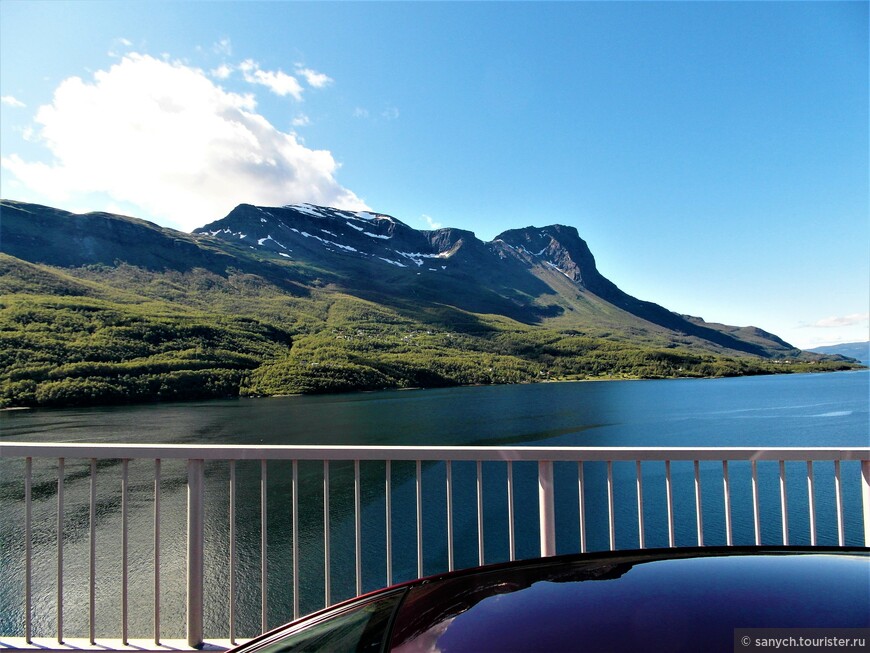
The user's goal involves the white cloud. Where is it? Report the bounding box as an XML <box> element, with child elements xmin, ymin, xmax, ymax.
<box><xmin>353</xmin><ymin>107</ymin><xmax>370</xmax><ymax>119</ymax></box>
<box><xmin>292</xmin><ymin>114</ymin><xmax>311</xmax><ymax>127</ymax></box>
<box><xmin>211</xmin><ymin>63</ymin><xmax>233</xmax><ymax>80</ymax></box>
<box><xmin>1</xmin><ymin>95</ymin><xmax>26</xmax><ymax>108</ymax></box>
<box><xmin>1</xmin><ymin>53</ymin><xmax>368</xmax><ymax>231</ymax></box>
<box><xmin>118</xmin><ymin>37</ymin><xmax>133</xmax><ymax>47</ymax></box>
<box><xmin>239</xmin><ymin>59</ymin><xmax>303</xmax><ymax>100</ymax></box>
<box><xmin>809</xmin><ymin>313</ymin><xmax>870</xmax><ymax>328</ymax></box>
<box><xmin>295</xmin><ymin>65</ymin><xmax>333</xmax><ymax>89</ymax></box>
<box><xmin>382</xmin><ymin>106</ymin><xmax>400</xmax><ymax>120</ymax></box>
<box><xmin>422</xmin><ymin>214</ymin><xmax>442</xmax><ymax>230</ymax></box>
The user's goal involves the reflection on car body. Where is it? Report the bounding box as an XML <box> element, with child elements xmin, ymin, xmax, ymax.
<box><xmin>229</xmin><ymin>547</ymin><xmax>870</xmax><ymax>653</ymax></box>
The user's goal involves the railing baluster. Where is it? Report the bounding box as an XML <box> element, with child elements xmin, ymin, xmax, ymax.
<box><xmin>577</xmin><ymin>461</ymin><xmax>586</xmax><ymax>553</ymax></box>
<box><xmin>751</xmin><ymin>460</ymin><xmax>761</xmax><ymax>545</ymax></box>
<box><xmin>154</xmin><ymin>459</ymin><xmax>161</xmax><ymax>646</ymax></box>
<box><xmin>507</xmin><ymin>461</ymin><xmax>515</xmax><ymax>561</ymax></box>
<box><xmin>538</xmin><ymin>460</ymin><xmax>556</xmax><ymax>556</ymax></box>
<box><xmin>694</xmin><ymin>460</ymin><xmax>704</xmax><ymax>546</ymax></box>
<box><xmin>806</xmin><ymin>461</ymin><xmax>817</xmax><ymax>545</ymax></box>
<box><xmin>723</xmin><ymin>460</ymin><xmax>732</xmax><ymax>546</ymax></box>
<box><xmin>186</xmin><ymin>459</ymin><xmax>205</xmax><ymax>648</ymax></box>
<box><xmin>228</xmin><ymin>460</ymin><xmax>235</xmax><ymax>644</ymax></box>
<box><xmin>476</xmin><ymin>460</ymin><xmax>484</xmax><ymax>566</ymax></box>
<box><xmin>57</xmin><ymin>457</ymin><xmax>64</xmax><ymax>645</ymax></box>
<box><xmin>446</xmin><ymin>460</ymin><xmax>454</xmax><ymax>571</ymax></box>
<box><xmin>89</xmin><ymin>459</ymin><xmax>96</xmax><ymax>645</ymax></box>
<box><xmin>416</xmin><ymin>460</ymin><xmax>423</xmax><ymax>578</ymax></box>
<box><xmin>834</xmin><ymin>460</ymin><xmax>844</xmax><ymax>546</ymax></box>
<box><xmin>606</xmin><ymin>461</ymin><xmax>615</xmax><ymax>551</ymax></box>
<box><xmin>385</xmin><ymin>460</ymin><xmax>392</xmax><ymax>586</ymax></box>
<box><xmin>24</xmin><ymin>457</ymin><xmax>32</xmax><ymax>644</ymax></box>
<box><xmin>354</xmin><ymin>460</ymin><xmax>362</xmax><ymax>596</ymax></box>
<box><xmin>665</xmin><ymin>460</ymin><xmax>674</xmax><ymax>548</ymax></box>
<box><xmin>323</xmin><ymin>460</ymin><xmax>330</xmax><ymax>607</ymax></box>
<box><xmin>122</xmin><ymin>459</ymin><xmax>129</xmax><ymax>645</ymax></box>
<box><xmin>780</xmin><ymin>460</ymin><xmax>789</xmax><ymax>545</ymax></box>
<box><xmin>261</xmin><ymin>459</ymin><xmax>268</xmax><ymax>630</ymax></box>
<box><xmin>292</xmin><ymin>460</ymin><xmax>299</xmax><ymax>621</ymax></box>
<box><xmin>635</xmin><ymin>461</ymin><xmax>645</xmax><ymax>549</ymax></box>
<box><xmin>862</xmin><ymin>460</ymin><xmax>870</xmax><ymax>547</ymax></box>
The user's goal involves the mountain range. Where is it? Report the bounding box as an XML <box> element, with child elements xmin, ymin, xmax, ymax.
<box><xmin>0</xmin><ymin>199</ymin><xmax>857</xmax><ymax>407</ymax></box>
<box><xmin>808</xmin><ymin>342</ymin><xmax>869</xmax><ymax>366</ymax></box>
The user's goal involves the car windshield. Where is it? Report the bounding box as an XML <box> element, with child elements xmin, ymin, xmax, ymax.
<box><xmin>247</xmin><ymin>589</ymin><xmax>406</xmax><ymax>653</ymax></box>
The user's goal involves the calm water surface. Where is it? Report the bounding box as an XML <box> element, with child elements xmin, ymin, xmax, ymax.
<box><xmin>1</xmin><ymin>371</ymin><xmax>867</xmax><ymax>639</ymax></box>
<box><xmin>3</xmin><ymin>370</ymin><xmax>867</xmax><ymax>447</ymax></box>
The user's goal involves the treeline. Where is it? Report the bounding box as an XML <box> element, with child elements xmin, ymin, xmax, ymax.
<box><xmin>241</xmin><ymin>326</ymin><xmax>855</xmax><ymax>397</ymax></box>
<box><xmin>0</xmin><ymin>264</ymin><xmax>858</xmax><ymax>408</ymax></box>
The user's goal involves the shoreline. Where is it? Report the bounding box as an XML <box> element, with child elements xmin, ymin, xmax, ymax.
<box><xmin>2</xmin><ymin>366</ymin><xmax>865</xmax><ymax>412</ymax></box>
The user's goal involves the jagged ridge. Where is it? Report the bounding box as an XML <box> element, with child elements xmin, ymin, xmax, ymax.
<box><xmin>196</xmin><ymin>204</ymin><xmax>786</xmax><ymax>356</ymax></box>
<box><xmin>3</xmin><ymin>199</ymin><xmax>806</xmax><ymax>358</ymax></box>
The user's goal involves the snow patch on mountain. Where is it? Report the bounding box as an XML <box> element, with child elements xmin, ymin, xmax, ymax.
<box><xmin>285</xmin><ymin>203</ymin><xmax>326</xmax><ymax>218</ymax></box>
<box><xmin>545</xmin><ymin>261</ymin><xmax>572</xmax><ymax>279</ymax></box>
<box><xmin>257</xmin><ymin>235</ymin><xmax>288</xmax><ymax>250</ymax></box>
<box><xmin>288</xmin><ymin>227</ymin><xmax>358</xmax><ymax>252</ymax></box>
<box><xmin>396</xmin><ymin>251</ymin><xmax>449</xmax><ymax>266</ymax></box>
<box><xmin>354</xmin><ymin>210</ymin><xmax>395</xmax><ymax>224</ymax></box>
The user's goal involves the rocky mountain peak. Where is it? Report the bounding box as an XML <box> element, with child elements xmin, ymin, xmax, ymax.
<box><xmin>0</xmin><ymin>198</ymin><xmax>811</xmax><ymax>360</ymax></box>
<box><xmin>495</xmin><ymin>224</ymin><xmax>605</xmax><ymax>290</ymax></box>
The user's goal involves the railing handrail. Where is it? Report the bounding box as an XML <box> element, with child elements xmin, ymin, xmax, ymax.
<box><xmin>2</xmin><ymin>442</ymin><xmax>868</xmax><ymax>462</ymax></box>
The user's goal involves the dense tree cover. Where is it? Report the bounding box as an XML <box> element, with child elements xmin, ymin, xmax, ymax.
<box><xmin>0</xmin><ymin>293</ymin><xmax>293</xmax><ymax>407</ymax></box>
<box><xmin>0</xmin><ymin>258</ymin><xmax>858</xmax><ymax>408</ymax></box>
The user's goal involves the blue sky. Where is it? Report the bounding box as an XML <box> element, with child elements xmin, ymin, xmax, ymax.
<box><xmin>1</xmin><ymin>1</ymin><xmax>867</xmax><ymax>350</ymax></box>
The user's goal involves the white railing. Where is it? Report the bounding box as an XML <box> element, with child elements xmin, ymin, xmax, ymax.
<box><xmin>0</xmin><ymin>443</ymin><xmax>868</xmax><ymax>652</ymax></box>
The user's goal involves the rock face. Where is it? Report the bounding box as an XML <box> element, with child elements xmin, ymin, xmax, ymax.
<box><xmin>496</xmin><ymin>225</ymin><xmax>602</xmax><ymax>286</ymax></box>
<box><xmin>1</xmin><ymin>199</ymin><xmax>804</xmax><ymax>358</ymax></box>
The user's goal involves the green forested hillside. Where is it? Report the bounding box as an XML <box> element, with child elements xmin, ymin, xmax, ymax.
<box><xmin>0</xmin><ymin>254</ymin><xmax>856</xmax><ymax>408</ymax></box>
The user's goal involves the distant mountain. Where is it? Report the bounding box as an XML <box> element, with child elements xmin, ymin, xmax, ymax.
<box><xmin>195</xmin><ymin>203</ymin><xmax>792</xmax><ymax>356</ymax></box>
<box><xmin>807</xmin><ymin>342</ymin><xmax>869</xmax><ymax>366</ymax></box>
<box><xmin>0</xmin><ymin>199</ymin><xmax>857</xmax><ymax>407</ymax></box>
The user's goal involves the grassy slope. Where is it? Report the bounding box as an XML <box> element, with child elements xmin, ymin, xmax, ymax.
<box><xmin>0</xmin><ymin>254</ymin><xmax>857</xmax><ymax>408</ymax></box>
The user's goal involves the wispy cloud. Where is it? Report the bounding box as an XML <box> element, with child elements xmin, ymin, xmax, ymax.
<box><xmin>211</xmin><ymin>63</ymin><xmax>233</xmax><ymax>80</ymax></box>
<box><xmin>108</xmin><ymin>37</ymin><xmax>135</xmax><ymax>58</ymax></box>
<box><xmin>213</xmin><ymin>38</ymin><xmax>232</xmax><ymax>56</ymax></box>
<box><xmin>295</xmin><ymin>65</ymin><xmax>333</xmax><ymax>89</ymax></box>
<box><xmin>422</xmin><ymin>214</ymin><xmax>442</xmax><ymax>230</ymax></box>
<box><xmin>353</xmin><ymin>106</ymin><xmax>399</xmax><ymax>121</ymax></box>
<box><xmin>239</xmin><ymin>59</ymin><xmax>303</xmax><ymax>100</ymax></box>
<box><xmin>1</xmin><ymin>95</ymin><xmax>26</xmax><ymax>108</ymax></box>
<box><xmin>292</xmin><ymin>114</ymin><xmax>311</xmax><ymax>127</ymax></box>
<box><xmin>808</xmin><ymin>313</ymin><xmax>870</xmax><ymax>328</ymax></box>
<box><xmin>1</xmin><ymin>53</ymin><xmax>367</xmax><ymax>231</ymax></box>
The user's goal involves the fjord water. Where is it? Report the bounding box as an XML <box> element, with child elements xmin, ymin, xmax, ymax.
<box><xmin>1</xmin><ymin>371</ymin><xmax>867</xmax><ymax>638</ymax></box>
